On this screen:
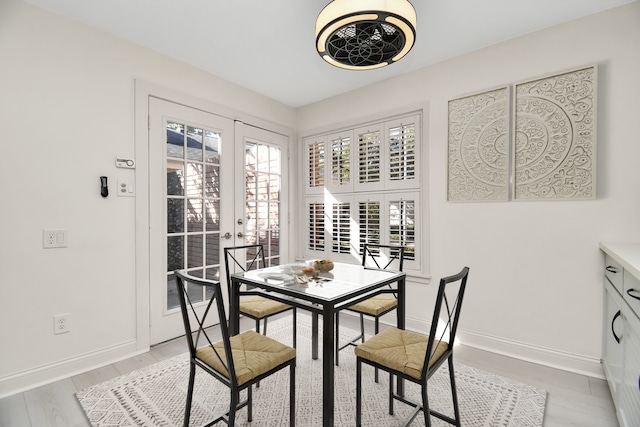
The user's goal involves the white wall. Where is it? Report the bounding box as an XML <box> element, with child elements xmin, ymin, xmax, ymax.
<box><xmin>297</xmin><ymin>2</ymin><xmax>640</xmax><ymax>375</ymax></box>
<box><xmin>0</xmin><ymin>0</ymin><xmax>295</xmax><ymax>397</ymax></box>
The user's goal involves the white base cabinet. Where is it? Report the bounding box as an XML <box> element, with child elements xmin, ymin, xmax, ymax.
<box><xmin>601</xmin><ymin>243</ymin><xmax>640</xmax><ymax>427</ymax></box>
<box><xmin>603</xmin><ymin>281</ymin><xmax>624</xmax><ymax>398</ymax></box>
<box><xmin>620</xmin><ymin>316</ymin><xmax>640</xmax><ymax>426</ymax></box>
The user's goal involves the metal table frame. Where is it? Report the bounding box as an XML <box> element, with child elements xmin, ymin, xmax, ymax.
<box><xmin>229</xmin><ymin>262</ymin><xmax>406</xmax><ymax>427</ymax></box>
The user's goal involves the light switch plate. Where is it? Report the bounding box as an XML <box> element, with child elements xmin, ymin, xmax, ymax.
<box><xmin>117</xmin><ymin>180</ymin><xmax>135</xmax><ymax>197</ymax></box>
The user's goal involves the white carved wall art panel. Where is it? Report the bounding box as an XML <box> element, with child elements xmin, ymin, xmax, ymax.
<box><xmin>513</xmin><ymin>66</ymin><xmax>597</xmax><ymax>200</ymax></box>
<box><xmin>448</xmin><ymin>87</ymin><xmax>509</xmax><ymax>201</ymax></box>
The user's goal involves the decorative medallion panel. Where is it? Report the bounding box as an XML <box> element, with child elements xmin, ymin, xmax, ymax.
<box><xmin>448</xmin><ymin>87</ymin><xmax>510</xmax><ymax>201</ymax></box>
<box><xmin>513</xmin><ymin>66</ymin><xmax>597</xmax><ymax>200</ymax></box>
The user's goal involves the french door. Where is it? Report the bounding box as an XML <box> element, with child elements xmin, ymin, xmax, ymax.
<box><xmin>148</xmin><ymin>97</ymin><xmax>288</xmax><ymax>344</ymax></box>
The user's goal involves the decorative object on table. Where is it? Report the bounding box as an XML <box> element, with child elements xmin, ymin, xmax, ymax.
<box><xmin>76</xmin><ymin>316</ymin><xmax>546</xmax><ymax>427</ymax></box>
<box><xmin>514</xmin><ymin>65</ymin><xmax>597</xmax><ymax>200</ymax></box>
<box><xmin>224</xmin><ymin>244</ymin><xmax>296</xmax><ymax>345</ymax></box>
<box><xmin>314</xmin><ymin>259</ymin><xmax>334</xmax><ymax>272</ymax></box>
<box><xmin>447</xmin><ymin>86</ymin><xmax>510</xmax><ymax>202</ymax></box>
<box><xmin>173</xmin><ymin>270</ymin><xmax>296</xmax><ymax>427</ymax></box>
<box><xmin>355</xmin><ymin>267</ymin><xmax>470</xmax><ymax>427</ymax></box>
<box><xmin>315</xmin><ymin>0</ymin><xmax>417</xmax><ymax>70</ymax></box>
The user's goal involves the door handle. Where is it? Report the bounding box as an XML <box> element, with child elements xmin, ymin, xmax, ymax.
<box><xmin>237</xmin><ymin>232</ymin><xmax>244</xmax><ymax>238</ymax></box>
<box><xmin>223</xmin><ymin>232</ymin><xmax>232</xmax><ymax>240</ymax></box>
<box><xmin>612</xmin><ymin>310</ymin><xmax>622</xmax><ymax>344</ymax></box>
<box><xmin>627</xmin><ymin>288</ymin><xmax>640</xmax><ymax>301</ymax></box>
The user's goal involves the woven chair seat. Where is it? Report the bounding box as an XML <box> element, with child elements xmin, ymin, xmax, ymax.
<box><xmin>347</xmin><ymin>295</ymin><xmax>397</xmax><ymax>316</ymax></box>
<box><xmin>196</xmin><ymin>330</ymin><xmax>296</xmax><ymax>386</ymax></box>
<box><xmin>354</xmin><ymin>327</ymin><xmax>448</xmax><ymax>380</ymax></box>
<box><xmin>240</xmin><ymin>296</ymin><xmax>291</xmax><ymax>318</ymax></box>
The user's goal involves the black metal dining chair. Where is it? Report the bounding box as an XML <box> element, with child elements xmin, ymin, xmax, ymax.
<box><xmin>175</xmin><ymin>270</ymin><xmax>296</xmax><ymax>427</ymax></box>
<box><xmin>335</xmin><ymin>243</ymin><xmax>405</xmax><ymax>381</ymax></box>
<box><xmin>354</xmin><ymin>267</ymin><xmax>470</xmax><ymax>427</ymax></box>
<box><xmin>224</xmin><ymin>244</ymin><xmax>297</xmax><ymax>348</ymax></box>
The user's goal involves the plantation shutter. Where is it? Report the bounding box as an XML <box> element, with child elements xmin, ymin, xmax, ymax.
<box><xmin>355</xmin><ymin>124</ymin><xmax>383</xmax><ymax>192</ymax></box>
<box><xmin>386</xmin><ymin>115</ymin><xmax>420</xmax><ymax>190</ymax></box>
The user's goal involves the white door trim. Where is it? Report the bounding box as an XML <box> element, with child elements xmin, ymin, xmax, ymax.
<box><xmin>134</xmin><ymin>79</ymin><xmax>295</xmax><ymax>351</ymax></box>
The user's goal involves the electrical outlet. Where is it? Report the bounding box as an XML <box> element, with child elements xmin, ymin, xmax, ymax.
<box><xmin>43</xmin><ymin>229</ymin><xmax>68</xmax><ymax>248</ymax></box>
<box><xmin>54</xmin><ymin>313</ymin><xmax>70</xmax><ymax>334</ymax></box>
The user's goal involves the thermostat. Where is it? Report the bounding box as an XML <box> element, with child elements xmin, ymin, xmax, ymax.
<box><xmin>115</xmin><ymin>157</ymin><xmax>135</xmax><ymax>169</ymax></box>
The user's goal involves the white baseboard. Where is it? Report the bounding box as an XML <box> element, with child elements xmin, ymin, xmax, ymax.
<box><xmin>401</xmin><ymin>316</ymin><xmax>604</xmax><ymax>379</ymax></box>
<box><xmin>0</xmin><ymin>340</ymin><xmax>145</xmax><ymax>399</ymax></box>
<box><xmin>457</xmin><ymin>329</ymin><xmax>604</xmax><ymax>379</ymax></box>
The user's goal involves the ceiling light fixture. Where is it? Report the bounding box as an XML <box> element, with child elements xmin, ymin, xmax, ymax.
<box><xmin>315</xmin><ymin>0</ymin><xmax>417</xmax><ymax>70</ymax></box>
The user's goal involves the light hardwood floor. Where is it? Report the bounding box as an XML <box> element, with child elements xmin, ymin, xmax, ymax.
<box><xmin>0</xmin><ymin>313</ymin><xmax>619</xmax><ymax>427</ymax></box>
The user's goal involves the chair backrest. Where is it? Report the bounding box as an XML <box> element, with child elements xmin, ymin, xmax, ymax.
<box><xmin>423</xmin><ymin>267</ymin><xmax>470</xmax><ymax>378</ymax></box>
<box><xmin>174</xmin><ymin>269</ymin><xmax>239</xmax><ymax>386</ymax></box>
<box><xmin>223</xmin><ymin>244</ymin><xmax>267</xmax><ymax>292</ymax></box>
<box><xmin>361</xmin><ymin>243</ymin><xmax>406</xmax><ymax>272</ymax></box>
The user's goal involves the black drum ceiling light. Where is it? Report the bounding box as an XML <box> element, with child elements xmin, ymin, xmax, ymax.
<box><xmin>315</xmin><ymin>0</ymin><xmax>417</xmax><ymax>70</ymax></box>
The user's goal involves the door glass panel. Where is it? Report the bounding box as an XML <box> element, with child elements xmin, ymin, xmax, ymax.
<box><xmin>167</xmin><ymin>199</ymin><xmax>184</xmax><ymax>233</ymax></box>
<box><xmin>257</xmin><ymin>144</ymin><xmax>269</xmax><ymax>171</ymax></box>
<box><xmin>245</xmin><ymin>141</ymin><xmax>281</xmax><ymax>266</ymax></box>
<box><xmin>270</xmin><ymin>146</ymin><xmax>281</xmax><ymax>173</ymax></box>
<box><xmin>187</xmin><ymin>234</ymin><xmax>203</xmax><ymax>268</ymax></box>
<box><xmin>186</xmin><ymin>163</ymin><xmax>202</xmax><ymax>197</ymax></box>
<box><xmin>205</xmin><ymin>165</ymin><xmax>219</xmax><ymax>197</ymax></box>
<box><xmin>186</xmin><ymin>126</ymin><xmax>203</xmax><ymax>161</ymax></box>
<box><xmin>166</xmin><ymin>122</ymin><xmax>185</xmax><ymax>159</ymax></box>
<box><xmin>164</xmin><ymin>120</ymin><xmax>223</xmax><ymax>311</ymax></box>
<box><xmin>187</xmin><ymin>199</ymin><xmax>203</xmax><ymax>232</ymax></box>
<box><xmin>205</xmin><ymin>199</ymin><xmax>220</xmax><ymax>231</ymax></box>
<box><xmin>205</xmin><ymin>233</ymin><xmax>219</xmax><ymax>266</ymax></box>
<box><xmin>270</xmin><ymin>174</ymin><xmax>280</xmax><ymax>200</ymax></box>
<box><xmin>204</xmin><ymin>130</ymin><xmax>220</xmax><ymax>163</ymax></box>
<box><xmin>167</xmin><ymin>236</ymin><xmax>184</xmax><ymax>271</ymax></box>
<box><xmin>167</xmin><ymin>162</ymin><xmax>184</xmax><ymax>196</ymax></box>
<box><xmin>166</xmin><ymin>273</ymin><xmax>179</xmax><ymax>310</ymax></box>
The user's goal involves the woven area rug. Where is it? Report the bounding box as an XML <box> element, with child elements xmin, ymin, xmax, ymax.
<box><xmin>76</xmin><ymin>317</ymin><xmax>546</xmax><ymax>426</ymax></box>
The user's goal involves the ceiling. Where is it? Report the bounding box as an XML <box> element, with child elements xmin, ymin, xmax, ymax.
<box><xmin>24</xmin><ymin>0</ymin><xmax>636</xmax><ymax>108</ymax></box>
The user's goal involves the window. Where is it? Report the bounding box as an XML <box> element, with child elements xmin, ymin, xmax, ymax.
<box><xmin>308</xmin><ymin>139</ymin><xmax>325</xmax><ymax>188</ymax></box>
<box><xmin>303</xmin><ymin>113</ymin><xmax>422</xmax><ymax>274</ymax></box>
<box><xmin>389</xmin><ymin>197</ymin><xmax>415</xmax><ymax>261</ymax></box>
<box><xmin>358</xmin><ymin>128</ymin><xmax>381</xmax><ymax>184</ymax></box>
<box><xmin>332</xmin><ymin>202</ymin><xmax>351</xmax><ymax>254</ymax></box>
<box><xmin>308</xmin><ymin>202</ymin><xmax>325</xmax><ymax>252</ymax></box>
<box><xmin>359</xmin><ymin>200</ymin><xmax>381</xmax><ymax>252</ymax></box>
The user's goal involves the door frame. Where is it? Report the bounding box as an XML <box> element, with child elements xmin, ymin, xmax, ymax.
<box><xmin>134</xmin><ymin>79</ymin><xmax>294</xmax><ymax>351</ymax></box>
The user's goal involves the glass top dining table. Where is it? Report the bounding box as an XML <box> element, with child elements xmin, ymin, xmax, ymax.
<box><xmin>229</xmin><ymin>261</ymin><xmax>406</xmax><ymax>427</ymax></box>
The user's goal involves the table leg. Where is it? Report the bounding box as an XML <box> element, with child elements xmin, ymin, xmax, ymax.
<box><xmin>229</xmin><ymin>280</ymin><xmax>240</xmax><ymax>336</ymax></box>
<box><xmin>312</xmin><ymin>312</ymin><xmax>319</xmax><ymax>360</ymax></box>
<box><xmin>322</xmin><ymin>304</ymin><xmax>335</xmax><ymax>427</ymax></box>
<box><xmin>396</xmin><ymin>276</ymin><xmax>406</xmax><ymax>396</ymax></box>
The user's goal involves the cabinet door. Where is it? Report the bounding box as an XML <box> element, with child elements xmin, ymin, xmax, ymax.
<box><xmin>603</xmin><ymin>282</ymin><xmax>624</xmax><ymax>397</ymax></box>
<box><xmin>620</xmin><ymin>312</ymin><xmax>640</xmax><ymax>427</ymax></box>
